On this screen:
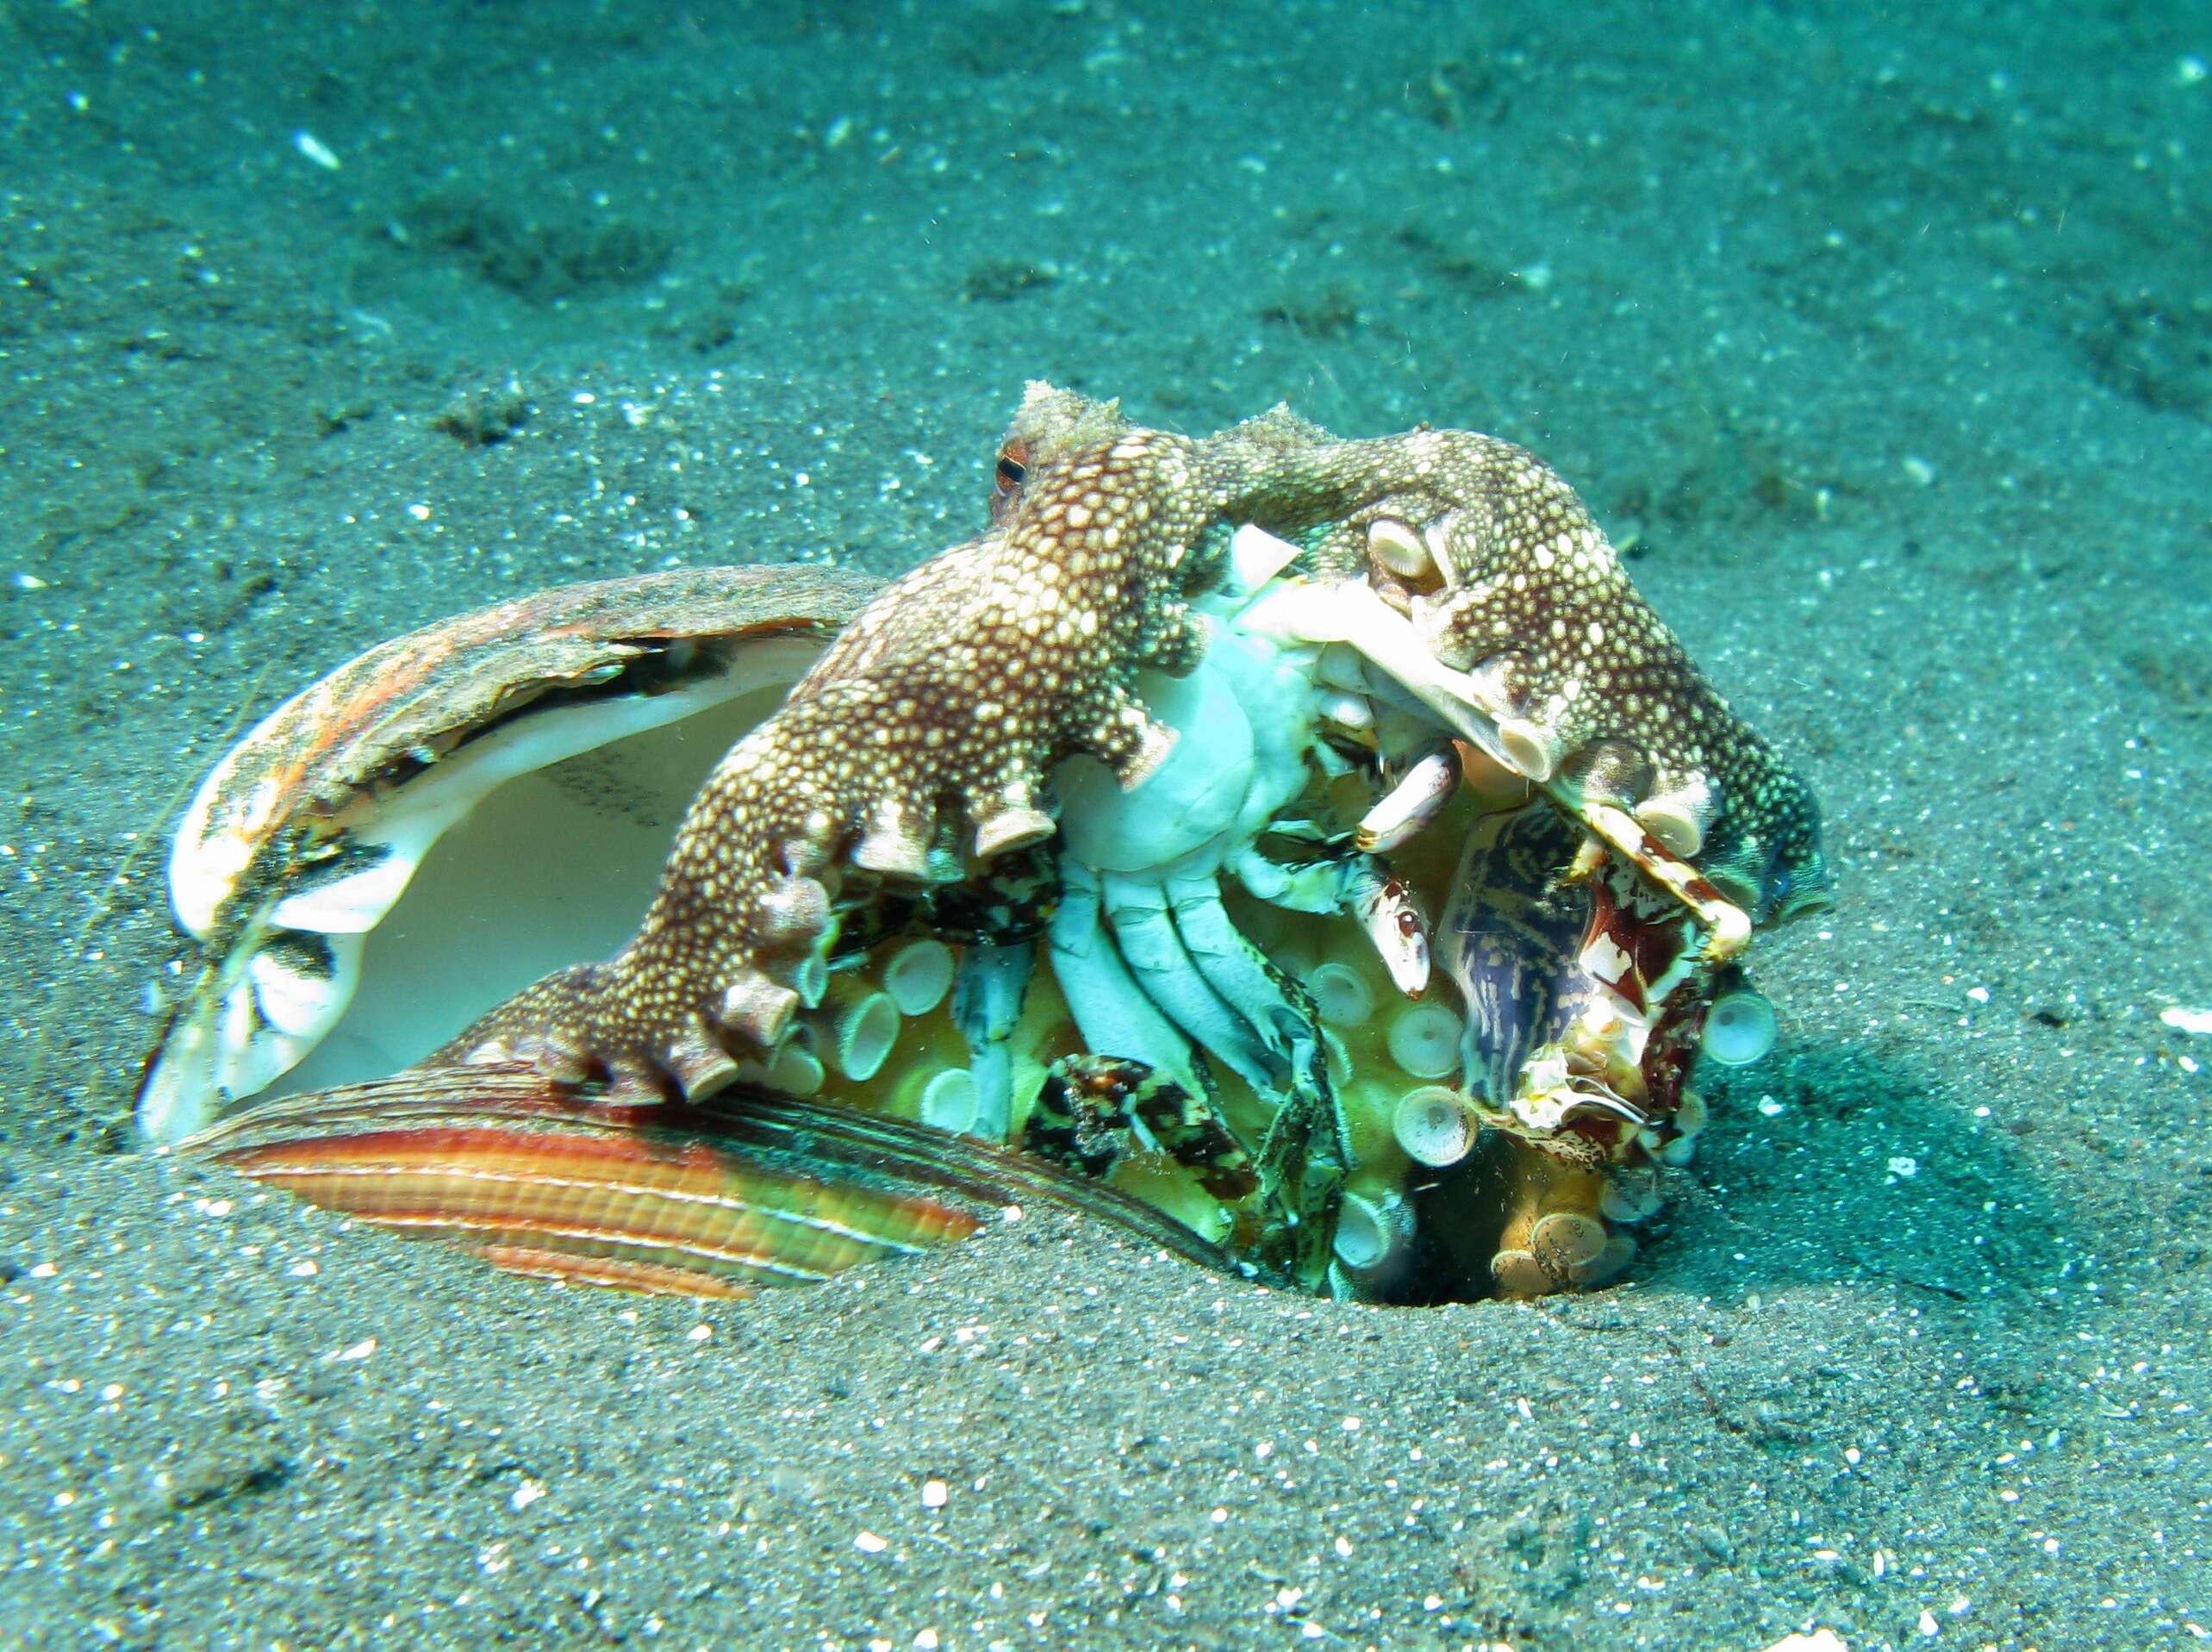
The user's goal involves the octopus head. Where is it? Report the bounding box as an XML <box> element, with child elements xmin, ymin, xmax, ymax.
<box><xmin>988</xmin><ymin>381</ymin><xmax>1132</xmax><ymax>526</ymax></box>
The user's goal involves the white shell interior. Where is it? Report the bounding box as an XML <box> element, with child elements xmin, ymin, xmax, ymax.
<box><xmin>272</xmin><ymin>670</ymin><xmax>802</xmax><ymax>1099</ymax></box>
<box><xmin>143</xmin><ymin>640</ymin><xmax>817</xmax><ymax>1141</ymax></box>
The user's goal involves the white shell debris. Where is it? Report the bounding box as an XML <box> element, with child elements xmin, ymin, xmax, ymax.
<box><xmin>2159</xmin><ymin>1005</ymin><xmax>2212</xmax><ymax>1037</ymax></box>
<box><xmin>292</xmin><ymin>129</ymin><xmax>342</xmax><ymax>171</ymax></box>
<box><xmin>1751</xmin><ymin>1633</ymin><xmax>1850</xmax><ymax>1652</ymax></box>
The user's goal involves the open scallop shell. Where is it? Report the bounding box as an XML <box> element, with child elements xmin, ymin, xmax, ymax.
<box><xmin>140</xmin><ymin>565</ymin><xmax>880</xmax><ymax>1144</ymax></box>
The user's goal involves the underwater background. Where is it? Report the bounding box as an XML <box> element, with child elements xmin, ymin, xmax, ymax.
<box><xmin>3</xmin><ymin>2</ymin><xmax>2208</xmax><ymax>1647</ymax></box>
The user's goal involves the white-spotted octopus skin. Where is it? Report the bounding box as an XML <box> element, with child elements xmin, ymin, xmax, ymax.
<box><xmin>440</xmin><ymin>383</ymin><xmax>1826</xmax><ymax>1100</ymax></box>
<box><xmin>1013</xmin><ymin>386</ymin><xmax>1828</xmax><ymax>927</ymax></box>
<box><xmin>1345</xmin><ymin>434</ymin><xmax>1826</xmax><ymax>929</ymax></box>
<box><xmin>444</xmin><ymin>390</ymin><xmax>1225</xmax><ymax>1095</ymax></box>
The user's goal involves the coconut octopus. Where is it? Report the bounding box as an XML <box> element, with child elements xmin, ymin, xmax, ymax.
<box><xmin>141</xmin><ymin>383</ymin><xmax>1829</xmax><ymax>1303</ymax></box>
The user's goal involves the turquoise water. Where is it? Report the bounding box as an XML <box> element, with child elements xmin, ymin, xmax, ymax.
<box><xmin>3</xmin><ymin>3</ymin><xmax>2207</xmax><ymax>1648</ymax></box>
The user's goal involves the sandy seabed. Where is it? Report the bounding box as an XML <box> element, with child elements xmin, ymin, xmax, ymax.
<box><xmin>3</xmin><ymin>3</ymin><xmax>2207</xmax><ymax>1648</ymax></box>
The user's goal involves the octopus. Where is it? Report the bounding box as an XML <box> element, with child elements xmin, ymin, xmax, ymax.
<box><xmin>142</xmin><ymin>383</ymin><xmax>1829</xmax><ymax>1303</ymax></box>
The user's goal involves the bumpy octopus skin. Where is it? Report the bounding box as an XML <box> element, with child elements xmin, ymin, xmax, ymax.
<box><xmin>442</xmin><ymin>383</ymin><xmax>1826</xmax><ymax>1098</ymax></box>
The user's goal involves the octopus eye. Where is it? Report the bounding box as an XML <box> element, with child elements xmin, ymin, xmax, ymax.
<box><xmin>990</xmin><ymin>439</ymin><xmax>1031</xmax><ymax>521</ymax></box>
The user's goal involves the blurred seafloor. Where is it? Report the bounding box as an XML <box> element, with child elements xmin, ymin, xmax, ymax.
<box><xmin>2</xmin><ymin>3</ymin><xmax>2207</xmax><ymax>1648</ymax></box>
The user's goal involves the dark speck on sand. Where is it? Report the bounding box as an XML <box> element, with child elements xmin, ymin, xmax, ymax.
<box><xmin>3</xmin><ymin>3</ymin><xmax>2207</xmax><ymax>1649</ymax></box>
